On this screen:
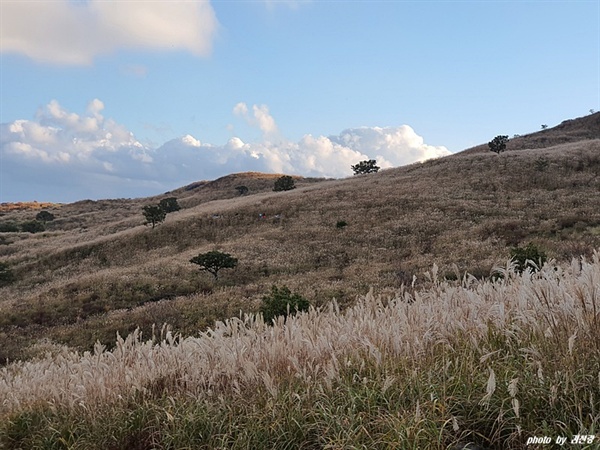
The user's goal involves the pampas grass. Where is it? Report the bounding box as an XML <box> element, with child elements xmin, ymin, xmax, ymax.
<box><xmin>2</xmin><ymin>254</ymin><xmax>600</xmax><ymax>448</ymax></box>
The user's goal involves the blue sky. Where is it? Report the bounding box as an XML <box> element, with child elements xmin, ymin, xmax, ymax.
<box><xmin>1</xmin><ymin>0</ymin><xmax>598</xmax><ymax>202</ymax></box>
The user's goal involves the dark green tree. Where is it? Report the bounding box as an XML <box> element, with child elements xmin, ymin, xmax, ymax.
<box><xmin>159</xmin><ymin>197</ymin><xmax>181</xmax><ymax>213</ymax></box>
<box><xmin>488</xmin><ymin>135</ymin><xmax>509</xmax><ymax>154</ymax></box>
<box><xmin>190</xmin><ymin>250</ymin><xmax>238</xmax><ymax>280</ymax></box>
<box><xmin>20</xmin><ymin>220</ymin><xmax>45</xmax><ymax>233</ymax></box>
<box><xmin>351</xmin><ymin>159</ymin><xmax>380</xmax><ymax>175</ymax></box>
<box><xmin>260</xmin><ymin>285</ymin><xmax>310</xmax><ymax>323</ymax></box>
<box><xmin>0</xmin><ymin>262</ymin><xmax>15</xmax><ymax>287</ymax></box>
<box><xmin>35</xmin><ymin>210</ymin><xmax>55</xmax><ymax>222</ymax></box>
<box><xmin>273</xmin><ymin>175</ymin><xmax>296</xmax><ymax>192</ymax></box>
<box><xmin>235</xmin><ymin>185</ymin><xmax>249</xmax><ymax>196</ymax></box>
<box><xmin>510</xmin><ymin>243</ymin><xmax>547</xmax><ymax>273</ymax></box>
<box><xmin>142</xmin><ymin>205</ymin><xmax>166</xmax><ymax>229</ymax></box>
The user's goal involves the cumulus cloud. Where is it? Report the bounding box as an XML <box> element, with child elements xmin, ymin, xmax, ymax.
<box><xmin>0</xmin><ymin>99</ymin><xmax>450</xmax><ymax>202</ymax></box>
<box><xmin>233</xmin><ymin>102</ymin><xmax>279</xmax><ymax>138</ymax></box>
<box><xmin>0</xmin><ymin>0</ymin><xmax>218</xmax><ymax>65</ymax></box>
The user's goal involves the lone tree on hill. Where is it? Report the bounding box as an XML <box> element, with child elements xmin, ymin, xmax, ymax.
<box><xmin>351</xmin><ymin>159</ymin><xmax>380</xmax><ymax>175</ymax></box>
<box><xmin>488</xmin><ymin>135</ymin><xmax>509</xmax><ymax>154</ymax></box>
<box><xmin>273</xmin><ymin>175</ymin><xmax>295</xmax><ymax>192</ymax></box>
<box><xmin>190</xmin><ymin>250</ymin><xmax>238</xmax><ymax>280</ymax></box>
<box><xmin>142</xmin><ymin>205</ymin><xmax>166</xmax><ymax>229</ymax></box>
<box><xmin>159</xmin><ymin>197</ymin><xmax>181</xmax><ymax>213</ymax></box>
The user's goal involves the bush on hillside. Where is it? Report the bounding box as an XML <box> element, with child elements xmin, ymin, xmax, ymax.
<box><xmin>510</xmin><ymin>243</ymin><xmax>547</xmax><ymax>273</ymax></box>
<box><xmin>235</xmin><ymin>185</ymin><xmax>249</xmax><ymax>196</ymax></box>
<box><xmin>336</xmin><ymin>220</ymin><xmax>348</xmax><ymax>229</ymax></box>
<box><xmin>0</xmin><ymin>262</ymin><xmax>15</xmax><ymax>287</ymax></box>
<box><xmin>35</xmin><ymin>211</ymin><xmax>55</xmax><ymax>222</ymax></box>
<box><xmin>260</xmin><ymin>285</ymin><xmax>310</xmax><ymax>323</ymax></box>
<box><xmin>21</xmin><ymin>220</ymin><xmax>45</xmax><ymax>233</ymax></box>
<box><xmin>273</xmin><ymin>176</ymin><xmax>296</xmax><ymax>192</ymax></box>
<box><xmin>0</xmin><ymin>222</ymin><xmax>19</xmax><ymax>233</ymax></box>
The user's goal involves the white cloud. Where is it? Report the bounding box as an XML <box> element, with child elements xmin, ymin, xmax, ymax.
<box><xmin>0</xmin><ymin>0</ymin><xmax>219</xmax><ymax>65</ymax></box>
<box><xmin>0</xmin><ymin>99</ymin><xmax>451</xmax><ymax>202</ymax></box>
<box><xmin>233</xmin><ymin>102</ymin><xmax>279</xmax><ymax>138</ymax></box>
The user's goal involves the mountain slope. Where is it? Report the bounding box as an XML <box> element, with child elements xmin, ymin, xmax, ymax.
<box><xmin>1</xmin><ymin>114</ymin><xmax>600</xmax><ymax>364</ymax></box>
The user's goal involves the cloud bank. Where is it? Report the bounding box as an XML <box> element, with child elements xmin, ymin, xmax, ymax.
<box><xmin>0</xmin><ymin>0</ymin><xmax>218</xmax><ymax>65</ymax></box>
<box><xmin>0</xmin><ymin>100</ymin><xmax>451</xmax><ymax>202</ymax></box>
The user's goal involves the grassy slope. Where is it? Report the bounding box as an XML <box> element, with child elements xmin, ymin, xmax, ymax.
<box><xmin>1</xmin><ymin>118</ymin><xmax>600</xmax><ymax>363</ymax></box>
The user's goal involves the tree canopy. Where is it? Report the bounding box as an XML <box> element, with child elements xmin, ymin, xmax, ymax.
<box><xmin>190</xmin><ymin>251</ymin><xmax>238</xmax><ymax>280</ymax></box>
<box><xmin>488</xmin><ymin>135</ymin><xmax>509</xmax><ymax>154</ymax></box>
<box><xmin>142</xmin><ymin>205</ymin><xmax>166</xmax><ymax>228</ymax></box>
<box><xmin>273</xmin><ymin>176</ymin><xmax>296</xmax><ymax>192</ymax></box>
<box><xmin>351</xmin><ymin>159</ymin><xmax>380</xmax><ymax>175</ymax></box>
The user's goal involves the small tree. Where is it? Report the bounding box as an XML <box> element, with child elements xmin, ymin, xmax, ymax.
<box><xmin>541</xmin><ymin>124</ymin><xmax>548</xmax><ymax>130</ymax></box>
<box><xmin>190</xmin><ymin>250</ymin><xmax>238</xmax><ymax>280</ymax></box>
<box><xmin>273</xmin><ymin>175</ymin><xmax>295</xmax><ymax>192</ymax></box>
<box><xmin>235</xmin><ymin>185</ymin><xmax>249</xmax><ymax>196</ymax></box>
<box><xmin>260</xmin><ymin>285</ymin><xmax>310</xmax><ymax>323</ymax></box>
<box><xmin>510</xmin><ymin>243</ymin><xmax>547</xmax><ymax>273</ymax></box>
<box><xmin>488</xmin><ymin>135</ymin><xmax>509</xmax><ymax>154</ymax></box>
<box><xmin>351</xmin><ymin>159</ymin><xmax>380</xmax><ymax>175</ymax></box>
<box><xmin>35</xmin><ymin>211</ymin><xmax>55</xmax><ymax>222</ymax></box>
<box><xmin>159</xmin><ymin>197</ymin><xmax>181</xmax><ymax>213</ymax></box>
<box><xmin>142</xmin><ymin>205</ymin><xmax>166</xmax><ymax>229</ymax></box>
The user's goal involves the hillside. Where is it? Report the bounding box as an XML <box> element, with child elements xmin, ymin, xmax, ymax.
<box><xmin>462</xmin><ymin>111</ymin><xmax>600</xmax><ymax>154</ymax></box>
<box><xmin>1</xmin><ymin>113</ymin><xmax>600</xmax><ymax>448</ymax></box>
<box><xmin>1</xmin><ymin>116</ymin><xmax>600</xmax><ymax>364</ymax></box>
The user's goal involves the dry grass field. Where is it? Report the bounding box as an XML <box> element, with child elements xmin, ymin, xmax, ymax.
<box><xmin>1</xmin><ymin>112</ymin><xmax>600</xmax><ymax>448</ymax></box>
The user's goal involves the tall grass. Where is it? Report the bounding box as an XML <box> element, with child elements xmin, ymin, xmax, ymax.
<box><xmin>2</xmin><ymin>254</ymin><xmax>600</xmax><ymax>448</ymax></box>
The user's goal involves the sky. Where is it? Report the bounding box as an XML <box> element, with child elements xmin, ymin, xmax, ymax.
<box><xmin>0</xmin><ymin>0</ymin><xmax>598</xmax><ymax>203</ymax></box>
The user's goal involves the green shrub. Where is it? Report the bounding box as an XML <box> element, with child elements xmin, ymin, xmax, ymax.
<box><xmin>273</xmin><ymin>176</ymin><xmax>295</xmax><ymax>192</ymax></box>
<box><xmin>0</xmin><ymin>262</ymin><xmax>15</xmax><ymax>287</ymax></box>
<box><xmin>20</xmin><ymin>220</ymin><xmax>45</xmax><ymax>233</ymax></box>
<box><xmin>336</xmin><ymin>220</ymin><xmax>348</xmax><ymax>229</ymax></box>
<box><xmin>0</xmin><ymin>222</ymin><xmax>19</xmax><ymax>233</ymax></box>
<box><xmin>35</xmin><ymin>211</ymin><xmax>55</xmax><ymax>222</ymax></box>
<box><xmin>260</xmin><ymin>285</ymin><xmax>309</xmax><ymax>323</ymax></box>
<box><xmin>510</xmin><ymin>243</ymin><xmax>547</xmax><ymax>273</ymax></box>
<box><xmin>235</xmin><ymin>185</ymin><xmax>249</xmax><ymax>196</ymax></box>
